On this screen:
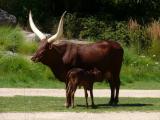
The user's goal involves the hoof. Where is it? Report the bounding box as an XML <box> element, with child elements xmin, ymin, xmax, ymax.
<box><xmin>86</xmin><ymin>105</ymin><xmax>89</xmax><ymax>108</ymax></box>
<box><xmin>113</xmin><ymin>99</ymin><xmax>119</xmax><ymax>106</ymax></box>
<box><xmin>65</xmin><ymin>102</ymin><xmax>70</xmax><ymax>108</ymax></box>
<box><xmin>91</xmin><ymin>104</ymin><xmax>96</xmax><ymax>109</ymax></box>
<box><xmin>71</xmin><ymin>106</ymin><xmax>75</xmax><ymax>108</ymax></box>
<box><xmin>108</xmin><ymin>100</ymin><xmax>114</xmax><ymax>106</ymax></box>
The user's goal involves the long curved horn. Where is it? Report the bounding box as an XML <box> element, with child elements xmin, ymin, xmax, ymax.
<box><xmin>29</xmin><ymin>11</ymin><xmax>46</xmax><ymax>40</ymax></box>
<box><xmin>47</xmin><ymin>11</ymin><xmax>67</xmax><ymax>43</ymax></box>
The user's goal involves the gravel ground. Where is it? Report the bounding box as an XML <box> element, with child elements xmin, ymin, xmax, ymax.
<box><xmin>0</xmin><ymin>88</ymin><xmax>160</xmax><ymax>98</ymax></box>
<box><xmin>0</xmin><ymin>112</ymin><xmax>160</xmax><ymax>120</ymax></box>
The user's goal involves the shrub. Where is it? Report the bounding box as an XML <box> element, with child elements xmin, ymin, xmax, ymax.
<box><xmin>79</xmin><ymin>16</ymin><xmax>106</xmax><ymax>40</ymax></box>
<box><xmin>18</xmin><ymin>40</ymin><xmax>38</xmax><ymax>55</ymax></box>
<box><xmin>113</xmin><ymin>22</ymin><xmax>130</xmax><ymax>44</ymax></box>
<box><xmin>0</xmin><ymin>26</ymin><xmax>38</xmax><ymax>55</ymax></box>
<box><xmin>147</xmin><ymin>21</ymin><xmax>160</xmax><ymax>40</ymax></box>
<box><xmin>147</xmin><ymin>21</ymin><xmax>160</xmax><ymax>60</ymax></box>
<box><xmin>64</xmin><ymin>13</ymin><xmax>82</xmax><ymax>39</ymax></box>
<box><xmin>129</xmin><ymin>27</ymin><xmax>150</xmax><ymax>54</ymax></box>
<box><xmin>0</xmin><ymin>53</ymin><xmax>55</xmax><ymax>87</ymax></box>
<box><xmin>0</xmin><ymin>26</ymin><xmax>24</xmax><ymax>52</ymax></box>
<box><xmin>122</xmin><ymin>47</ymin><xmax>160</xmax><ymax>84</ymax></box>
<box><xmin>100</xmin><ymin>21</ymin><xmax>150</xmax><ymax>54</ymax></box>
<box><xmin>64</xmin><ymin>14</ymin><xmax>107</xmax><ymax>40</ymax></box>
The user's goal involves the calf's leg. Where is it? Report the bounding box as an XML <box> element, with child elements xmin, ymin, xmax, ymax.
<box><xmin>71</xmin><ymin>90</ymin><xmax>74</xmax><ymax>108</ymax></box>
<box><xmin>66</xmin><ymin>84</ymin><xmax>72</xmax><ymax>108</ymax></box>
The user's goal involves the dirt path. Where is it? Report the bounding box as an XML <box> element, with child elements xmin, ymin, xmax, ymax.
<box><xmin>0</xmin><ymin>88</ymin><xmax>160</xmax><ymax>98</ymax></box>
<box><xmin>0</xmin><ymin>112</ymin><xmax>160</xmax><ymax>120</ymax></box>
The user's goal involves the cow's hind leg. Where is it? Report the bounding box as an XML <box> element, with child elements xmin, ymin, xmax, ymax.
<box><xmin>108</xmin><ymin>80</ymin><xmax>115</xmax><ymax>105</ymax></box>
<box><xmin>114</xmin><ymin>77</ymin><xmax>120</xmax><ymax>105</ymax></box>
<box><xmin>106</xmin><ymin>72</ymin><xmax>115</xmax><ymax>105</ymax></box>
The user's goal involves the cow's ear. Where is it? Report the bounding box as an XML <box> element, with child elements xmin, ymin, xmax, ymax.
<box><xmin>63</xmin><ymin>44</ymin><xmax>77</xmax><ymax>66</ymax></box>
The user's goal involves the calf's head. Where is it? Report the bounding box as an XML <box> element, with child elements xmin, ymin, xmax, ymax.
<box><xmin>29</xmin><ymin>11</ymin><xmax>66</xmax><ymax>63</ymax></box>
<box><xmin>88</xmin><ymin>68</ymin><xmax>102</xmax><ymax>82</ymax></box>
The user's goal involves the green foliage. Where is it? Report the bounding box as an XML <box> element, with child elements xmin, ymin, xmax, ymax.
<box><xmin>98</xmin><ymin>22</ymin><xmax>150</xmax><ymax>54</ymax></box>
<box><xmin>1</xmin><ymin>0</ymin><xmax>160</xmax><ymax>25</ymax></box>
<box><xmin>0</xmin><ymin>54</ymin><xmax>62</xmax><ymax>88</ymax></box>
<box><xmin>112</xmin><ymin>22</ymin><xmax>130</xmax><ymax>44</ymax></box>
<box><xmin>0</xmin><ymin>26</ymin><xmax>24</xmax><ymax>52</ymax></box>
<box><xmin>128</xmin><ymin>27</ymin><xmax>150</xmax><ymax>54</ymax></box>
<box><xmin>79</xmin><ymin>17</ymin><xmax>106</xmax><ymax>39</ymax></box>
<box><xmin>149</xmin><ymin>40</ymin><xmax>160</xmax><ymax>60</ymax></box>
<box><xmin>0</xmin><ymin>26</ymin><xmax>38</xmax><ymax>55</ymax></box>
<box><xmin>122</xmin><ymin>47</ymin><xmax>160</xmax><ymax>85</ymax></box>
<box><xmin>18</xmin><ymin>41</ymin><xmax>38</xmax><ymax>55</ymax></box>
<box><xmin>64</xmin><ymin>13</ymin><xmax>82</xmax><ymax>39</ymax></box>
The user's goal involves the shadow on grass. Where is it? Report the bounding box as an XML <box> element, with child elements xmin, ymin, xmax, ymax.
<box><xmin>77</xmin><ymin>103</ymin><xmax>153</xmax><ymax>109</ymax></box>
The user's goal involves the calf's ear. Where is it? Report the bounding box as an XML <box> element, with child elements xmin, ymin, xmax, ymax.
<box><xmin>63</xmin><ymin>44</ymin><xmax>77</xmax><ymax>66</ymax></box>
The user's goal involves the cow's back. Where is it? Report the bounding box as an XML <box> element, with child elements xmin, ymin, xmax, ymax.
<box><xmin>76</xmin><ymin>40</ymin><xmax>123</xmax><ymax>72</ymax></box>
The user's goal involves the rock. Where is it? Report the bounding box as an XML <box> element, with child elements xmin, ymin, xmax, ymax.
<box><xmin>0</xmin><ymin>9</ymin><xmax>17</xmax><ymax>26</ymax></box>
<box><xmin>23</xmin><ymin>30</ymin><xmax>51</xmax><ymax>42</ymax></box>
<box><xmin>22</xmin><ymin>31</ymin><xmax>37</xmax><ymax>42</ymax></box>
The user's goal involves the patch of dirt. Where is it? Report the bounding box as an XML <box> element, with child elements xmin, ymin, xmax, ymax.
<box><xmin>0</xmin><ymin>112</ymin><xmax>160</xmax><ymax>120</ymax></box>
<box><xmin>0</xmin><ymin>88</ymin><xmax>160</xmax><ymax>98</ymax></box>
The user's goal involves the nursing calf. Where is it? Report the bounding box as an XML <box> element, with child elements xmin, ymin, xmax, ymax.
<box><xmin>66</xmin><ymin>68</ymin><xmax>102</xmax><ymax>108</ymax></box>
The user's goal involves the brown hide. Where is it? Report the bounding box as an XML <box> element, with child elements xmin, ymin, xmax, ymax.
<box><xmin>62</xmin><ymin>40</ymin><xmax>123</xmax><ymax>73</ymax></box>
<box><xmin>62</xmin><ymin>43</ymin><xmax>78</xmax><ymax>66</ymax></box>
<box><xmin>32</xmin><ymin>40</ymin><xmax>123</xmax><ymax>81</ymax></box>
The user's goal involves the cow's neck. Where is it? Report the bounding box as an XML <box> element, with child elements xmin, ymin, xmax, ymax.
<box><xmin>50</xmin><ymin>62</ymin><xmax>67</xmax><ymax>82</ymax></box>
<box><xmin>45</xmin><ymin>51</ymin><xmax>68</xmax><ymax>82</ymax></box>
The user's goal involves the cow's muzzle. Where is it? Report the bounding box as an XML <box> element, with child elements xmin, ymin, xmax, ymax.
<box><xmin>31</xmin><ymin>56</ymin><xmax>39</xmax><ymax>62</ymax></box>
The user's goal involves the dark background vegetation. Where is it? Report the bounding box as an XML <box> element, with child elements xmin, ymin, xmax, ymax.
<box><xmin>1</xmin><ymin>0</ymin><xmax>160</xmax><ymax>28</ymax></box>
<box><xmin>1</xmin><ymin>0</ymin><xmax>160</xmax><ymax>50</ymax></box>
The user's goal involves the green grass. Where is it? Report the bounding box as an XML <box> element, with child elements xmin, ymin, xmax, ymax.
<box><xmin>0</xmin><ymin>26</ymin><xmax>24</xmax><ymax>52</ymax></box>
<box><xmin>120</xmin><ymin>47</ymin><xmax>160</xmax><ymax>88</ymax></box>
<box><xmin>0</xmin><ymin>53</ymin><xmax>65</xmax><ymax>88</ymax></box>
<box><xmin>0</xmin><ymin>26</ymin><xmax>38</xmax><ymax>55</ymax></box>
<box><xmin>0</xmin><ymin>96</ymin><xmax>160</xmax><ymax>112</ymax></box>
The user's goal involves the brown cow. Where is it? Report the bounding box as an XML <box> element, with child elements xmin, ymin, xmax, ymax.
<box><xmin>66</xmin><ymin>68</ymin><xmax>102</xmax><ymax>108</ymax></box>
<box><xmin>29</xmin><ymin>11</ymin><xmax>124</xmax><ymax>105</ymax></box>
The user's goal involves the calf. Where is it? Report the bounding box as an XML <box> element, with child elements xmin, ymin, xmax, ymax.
<box><xmin>66</xmin><ymin>68</ymin><xmax>102</xmax><ymax>108</ymax></box>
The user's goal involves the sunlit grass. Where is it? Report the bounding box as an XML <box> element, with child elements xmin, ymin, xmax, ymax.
<box><xmin>0</xmin><ymin>96</ymin><xmax>160</xmax><ymax>112</ymax></box>
<box><xmin>0</xmin><ymin>26</ymin><xmax>38</xmax><ymax>55</ymax></box>
<box><xmin>0</xmin><ymin>54</ymin><xmax>64</xmax><ymax>88</ymax></box>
